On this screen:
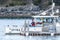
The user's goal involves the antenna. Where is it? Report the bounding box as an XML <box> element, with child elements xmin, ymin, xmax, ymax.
<box><xmin>51</xmin><ymin>0</ymin><xmax>55</xmax><ymax>16</ymax></box>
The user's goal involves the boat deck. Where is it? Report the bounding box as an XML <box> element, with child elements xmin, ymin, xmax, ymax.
<box><xmin>5</xmin><ymin>32</ymin><xmax>60</xmax><ymax>36</ymax></box>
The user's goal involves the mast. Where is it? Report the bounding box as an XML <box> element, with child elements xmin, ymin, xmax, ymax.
<box><xmin>51</xmin><ymin>0</ymin><xmax>55</xmax><ymax>16</ymax></box>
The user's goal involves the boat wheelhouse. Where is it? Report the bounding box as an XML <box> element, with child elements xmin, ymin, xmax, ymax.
<box><xmin>24</xmin><ymin>16</ymin><xmax>59</xmax><ymax>36</ymax></box>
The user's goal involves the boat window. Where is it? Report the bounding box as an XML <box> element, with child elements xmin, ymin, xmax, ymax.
<box><xmin>36</xmin><ymin>18</ymin><xmax>43</xmax><ymax>27</ymax></box>
<box><xmin>36</xmin><ymin>18</ymin><xmax>42</xmax><ymax>22</ymax></box>
<box><xmin>47</xmin><ymin>18</ymin><xmax>53</xmax><ymax>23</ymax></box>
<box><xmin>43</xmin><ymin>18</ymin><xmax>46</xmax><ymax>23</ymax></box>
<box><xmin>43</xmin><ymin>18</ymin><xmax>53</xmax><ymax>23</ymax></box>
<box><xmin>36</xmin><ymin>18</ymin><xmax>41</xmax><ymax>20</ymax></box>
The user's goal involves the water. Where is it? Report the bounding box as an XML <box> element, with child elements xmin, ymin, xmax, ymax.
<box><xmin>0</xmin><ymin>18</ymin><xmax>60</xmax><ymax>40</ymax></box>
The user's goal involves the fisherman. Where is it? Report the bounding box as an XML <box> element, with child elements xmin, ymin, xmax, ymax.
<box><xmin>31</xmin><ymin>18</ymin><xmax>35</xmax><ymax>26</ymax></box>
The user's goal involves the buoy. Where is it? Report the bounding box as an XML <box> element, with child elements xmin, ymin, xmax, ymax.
<box><xmin>51</xmin><ymin>33</ymin><xmax>54</xmax><ymax>36</ymax></box>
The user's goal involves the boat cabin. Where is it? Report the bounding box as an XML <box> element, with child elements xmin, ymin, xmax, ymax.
<box><xmin>31</xmin><ymin>16</ymin><xmax>58</xmax><ymax>27</ymax></box>
<box><xmin>28</xmin><ymin>16</ymin><xmax>58</xmax><ymax>32</ymax></box>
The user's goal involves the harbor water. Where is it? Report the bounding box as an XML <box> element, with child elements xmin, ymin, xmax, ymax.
<box><xmin>0</xmin><ymin>18</ymin><xmax>60</xmax><ymax>40</ymax></box>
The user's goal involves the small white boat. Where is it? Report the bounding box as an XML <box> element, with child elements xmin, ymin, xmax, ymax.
<box><xmin>5</xmin><ymin>15</ymin><xmax>60</xmax><ymax>36</ymax></box>
<box><xmin>5</xmin><ymin>2</ymin><xmax>60</xmax><ymax>36</ymax></box>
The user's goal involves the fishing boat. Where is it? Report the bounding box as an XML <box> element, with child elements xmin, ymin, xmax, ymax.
<box><xmin>5</xmin><ymin>2</ymin><xmax>60</xmax><ymax>36</ymax></box>
<box><xmin>5</xmin><ymin>15</ymin><xmax>60</xmax><ymax>36</ymax></box>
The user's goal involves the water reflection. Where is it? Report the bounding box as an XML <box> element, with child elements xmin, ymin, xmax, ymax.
<box><xmin>0</xmin><ymin>29</ymin><xmax>60</xmax><ymax>40</ymax></box>
<box><xmin>3</xmin><ymin>36</ymin><xmax>59</xmax><ymax>40</ymax></box>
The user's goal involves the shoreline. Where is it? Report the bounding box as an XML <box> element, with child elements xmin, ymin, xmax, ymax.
<box><xmin>0</xmin><ymin>16</ymin><xmax>32</xmax><ymax>19</ymax></box>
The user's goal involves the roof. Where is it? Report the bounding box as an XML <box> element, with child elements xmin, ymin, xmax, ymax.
<box><xmin>32</xmin><ymin>16</ymin><xmax>59</xmax><ymax>18</ymax></box>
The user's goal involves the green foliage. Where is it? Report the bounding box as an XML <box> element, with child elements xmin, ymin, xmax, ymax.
<box><xmin>9</xmin><ymin>0</ymin><xmax>26</xmax><ymax>6</ymax></box>
<box><xmin>5</xmin><ymin>5</ymin><xmax>9</xmax><ymax>7</ymax></box>
<box><xmin>48</xmin><ymin>2</ymin><xmax>52</xmax><ymax>5</ymax></box>
<box><xmin>9</xmin><ymin>3</ymin><xmax>15</xmax><ymax>6</ymax></box>
<box><xmin>33</xmin><ymin>0</ymin><xmax>41</xmax><ymax>5</ymax></box>
<box><xmin>0</xmin><ymin>0</ymin><xmax>8</xmax><ymax>5</ymax></box>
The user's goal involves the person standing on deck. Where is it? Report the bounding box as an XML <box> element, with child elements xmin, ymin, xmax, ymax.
<box><xmin>31</xmin><ymin>18</ymin><xmax>35</xmax><ymax>26</ymax></box>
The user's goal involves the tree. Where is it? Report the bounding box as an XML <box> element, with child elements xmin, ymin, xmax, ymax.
<box><xmin>33</xmin><ymin>0</ymin><xmax>41</xmax><ymax>5</ymax></box>
<box><xmin>9</xmin><ymin>3</ymin><xmax>14</xmax><ymax>6</ymax></box>
<box><xmin>0</xmin><ymin>0</ymin><xmax>8</xmax><ymax>4</ymax></box>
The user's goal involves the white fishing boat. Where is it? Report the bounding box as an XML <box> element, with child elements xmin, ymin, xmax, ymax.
<box><xmin>5</xmin><ymin>15</ymin><xmax>60</xmax><ymax>36</ymax></box>
<box><xmin>5</xmin><ymin>2</ymin><xmax>60</xmax><ymax>36</ymax></box>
